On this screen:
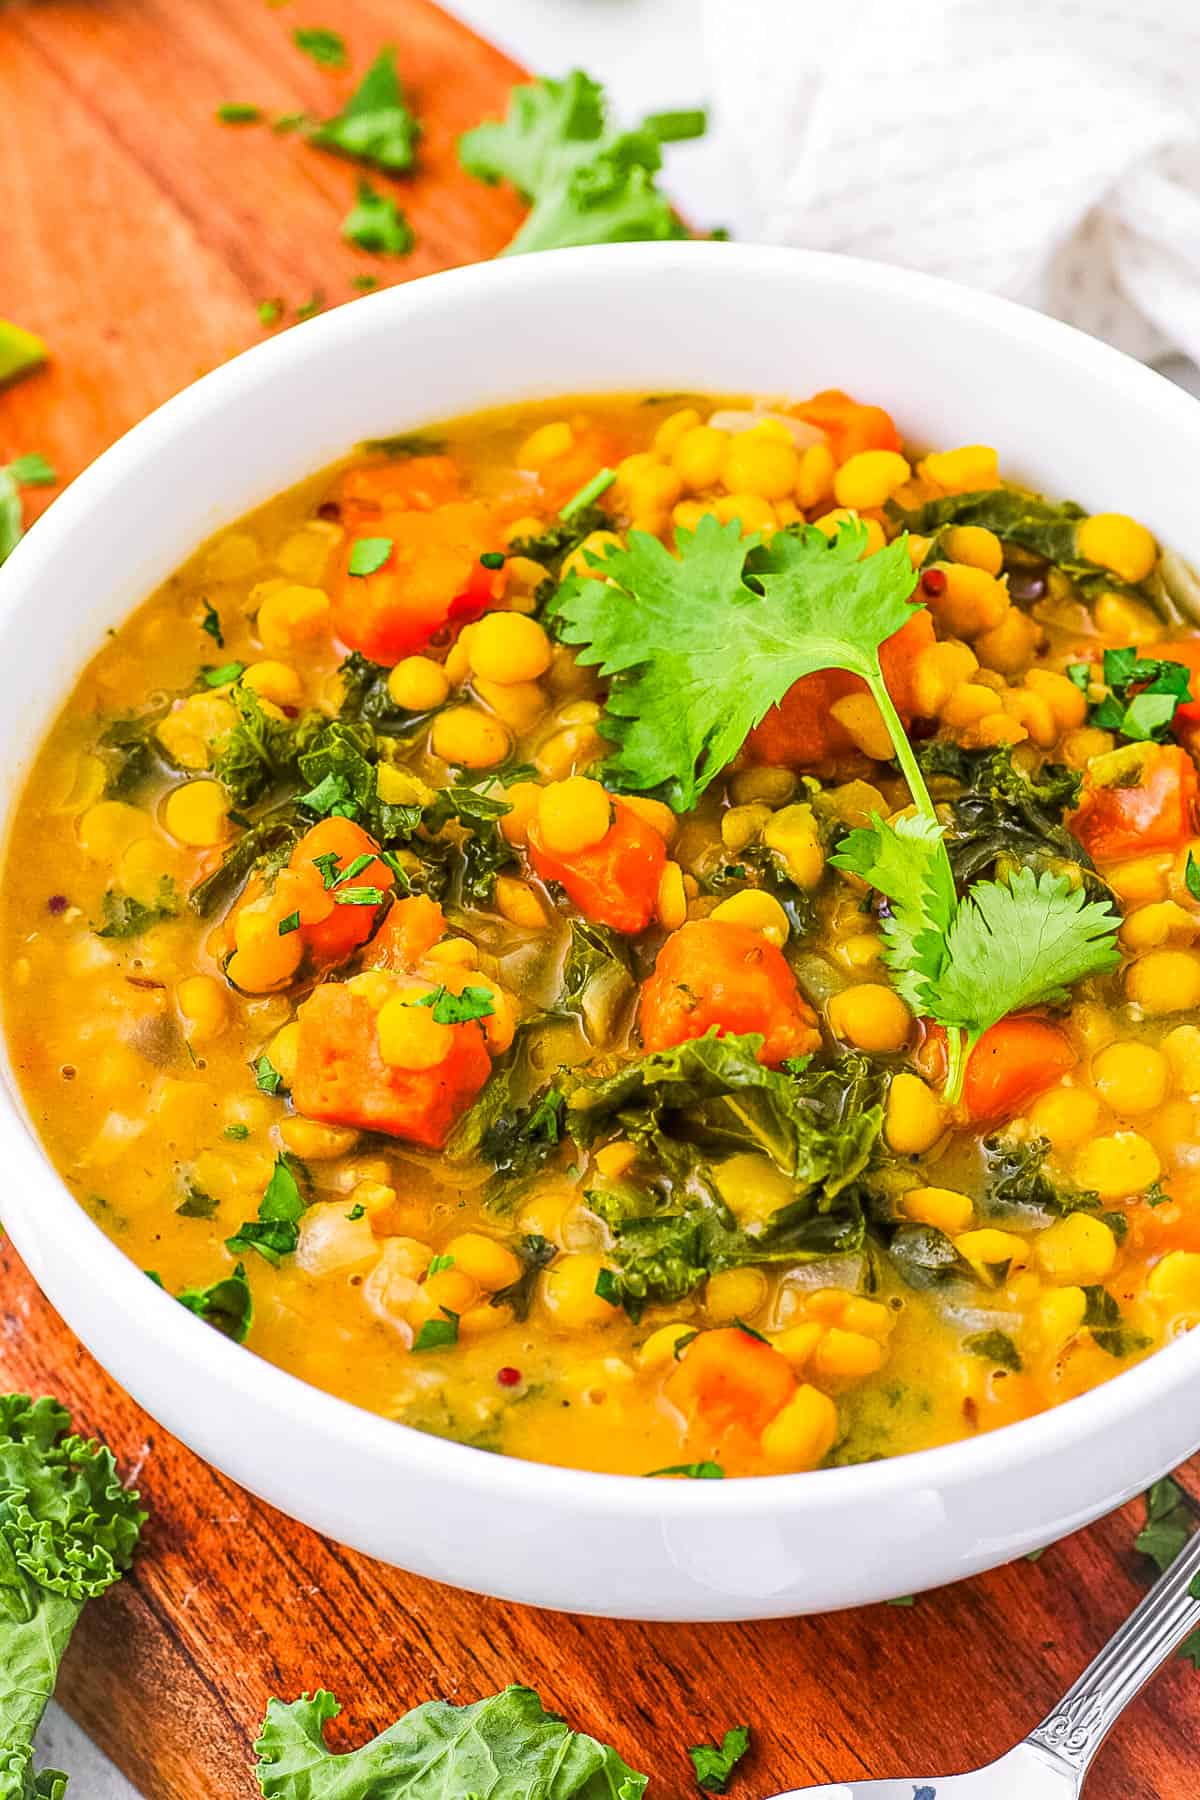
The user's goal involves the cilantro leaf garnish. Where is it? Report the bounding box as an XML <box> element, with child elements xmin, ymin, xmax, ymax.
<box><xmin>688</xmin><ymin>1724</ymin><xmax>751</xmax><ymax>1793</ymax></box>
<box><xmin>0</xmin><ymin>450</ymin><xmax>57</xmax><ymax>568</ymax></box>
<box><xmin>257</xmin><ymin>298</ymin><xmax>283</xmax><ymax>327</ymax></box>
<box><xmin>201</xmin><ymin>598</ymin><xmax>224</xmax><ymax>647</ymax></box>
<box><xmin>459</xmin><ymin>69</ymin><xmax>704</xmax><ymax>255</ymax></box>
<box><xmin>175</xmin><ymin>1263</ymin><xmax>253</xmax><ymax>1343</ymax></box>
<box><xmin>94</xmin><ymin>875</ymin><xmax>179</xmax><ymax>939</ymax></box>
<box><xmin>416</xmin><ymin>983</ymin><xmax>495</xmax><ymax>1025</ymax></box>
<box><xmin>226</xmin><ymin>1155</ymin><xmax>308</xmax><ymax>1266</ymax></box>
<box><xmin>254</xmin><ymin>1054</ymin><xmax>285</xmax><ymax>1096</ymax></box>
<box><xmin>310</xmin><ymin>46</ymin><xmax>420</xmax><ymax>172</ymax></box>
<box><xmin>933</xmin><ymin>868</ymin><xmax>1122</xmax><ymax>1039</ymax></box>
<box><xmin>342</xmin><ymin>180</ymin><xmax>414</xmax><ymax>256</ymax></box>
<box><xmin>348</xmin><ymin>535</ymin><xmax>393</xmax><ymax>576</ymax></box>
<box><xmin>645</xmin><ymin>1461</ymin><xmax>725</xmax><ymax>1479</ymax></box>
<box><xmin>555</xmin><ymin>516</ymin><xmax>923</xmax><ymax>810</ymax></box>
<box><xmin>413</xmin><ymin>1313</ymin><xmax>459</xmax><ymax>1352</ymax></box>
<box><xmin>203</xmin><ymin>660</ymin><xmax>245</xmax><ymax>687</ymax></box>
<box><xmin>833</xmin><ymin>812</ymin><xmax>956</xmax><ymax>1012</ymax></box>
<box><xmin>293</xmin><ymin>27</ymin><xmax>346</xmax><ymax>69</ymax></box>
<box><xmin>1075</xmin><ymin>644</ymin><xmax>1194</xmax><ymax>744</ymax></box>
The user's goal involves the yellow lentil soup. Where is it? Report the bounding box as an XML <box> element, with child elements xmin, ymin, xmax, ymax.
<box><xmin>7</xmin><ymin>390</ymin><xmax>1200</xmax><ymax>1481</ymax></box>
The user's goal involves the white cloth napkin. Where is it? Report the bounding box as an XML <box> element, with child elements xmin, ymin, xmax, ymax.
<box><xmin>701</xmin><ymin>0</ymin><xmax>1200</xmax><ymax>367</ymax></box>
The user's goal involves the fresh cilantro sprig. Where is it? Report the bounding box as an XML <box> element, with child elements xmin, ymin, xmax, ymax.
<box><xmin>688</xmin><ymin>1724</ymin><xmax>751</xmax><ymax>1793</ymax></box>
<box><xmin>558</xmin><ymin>511</ymin><xmax>1120</xmax><ymax>1102</ymax></box>
<box><xmin>310</xmin><ymin>47</ymin><xmax>419</xmax><ymax>173</ymax></box>
<box><xmin>342</xmin><ymin>180</ymin><xmax>413</xmax><ymax>256</ymax></box>
<box><xmin>1067</xmin><ymin>645</ymin><xmax>1193</xmax><ymax>744</ymax></box>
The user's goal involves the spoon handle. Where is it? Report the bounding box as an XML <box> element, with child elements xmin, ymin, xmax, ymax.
<box><xmin>1025</xmin><ymin>1509</ymin><xmax>1200</xmax><ymax>1783</ymax></box>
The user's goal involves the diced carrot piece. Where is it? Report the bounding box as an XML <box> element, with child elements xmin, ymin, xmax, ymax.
<box><xmin>747</xmin><ymin>609</ymin><xmax>932</xmax><ymax>767</ymax></box>
<box><xmin>526</xmin><ymin>797</ymin><xmax>666</xmax><ymax>934</ymax></box>
<box><xmin>667</xmin><ymin>1327</ymin><xmax>797</xmax><ymax>1434</ymax></box>
<box><xmin>293</xmin><ymin>983</ymin><xmax>491</xmax><ymax>1147</ymax></box>
<box><xmin>920</xmin><ymin>1018</ymin><xmax>1077</xmax><ymax>1121</ymax></box>
<box><xmin>789</xmin><ymin>388</ymin><xmax>903</xmax><ymax>463</ymax></box>
<box><xmin>286</xmin><ymin>817</ymin><xmax>396</xmax><ymax>967</ymax></box>
<box><xmin>638</xmin><ymin>919</ymin><xmax>821</xmax><ymax>1067</ymax></box>
<box><xmin>363</xmin><ymin>894</ymin><xmax>447</xmax><ymax>970</ymax></box>
<box><xmin>332</xmin><ymin>501</ymin><xmax>505</xmax><ymax>663</ymax></box>
<box><xmin>1071</xmin><ymin>742</ymin><xmax>1199</xmax><ymax>863</ymax></box>
<box><xmin>337</xmin><ymin>456</ymin><xmax>463</xmax><ymax>521</ymax></box>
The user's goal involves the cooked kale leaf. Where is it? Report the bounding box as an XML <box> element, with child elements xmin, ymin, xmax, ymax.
<box><xmin>983</xmin><ymin>1134</ymin><xmax>1126</xmax><ymax>1239</ymax></box>
<box><xmin>887</xmin><ymin>487</ymin><xmax>1143</xmax><ymax>597</ymax></box>
<box><xmin>555</xmin><ymin>918</ymin><xmax>635</xmax><ymax>1043</ymax></box>
<box><xmin>916</xmin><ymin>740</ymin><xmax>1096</xmax><ymax>891</ymax></box>
<box><xmin>95</xmin><ymin>876</ymin><xmax>179</xmax><ymax>939</ymax></box>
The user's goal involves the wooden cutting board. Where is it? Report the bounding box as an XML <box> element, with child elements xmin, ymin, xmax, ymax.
<box><xmin>2</xmin><ymin>3</ymin><xmax>1199</xmax><ymax>1794</ymax></box>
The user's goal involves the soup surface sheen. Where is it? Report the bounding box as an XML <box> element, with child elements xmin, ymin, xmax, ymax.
<box><xmin>7</xmin><ymin>390</ymin><xmax>1200</xmax><ymax>1480</ymax></box>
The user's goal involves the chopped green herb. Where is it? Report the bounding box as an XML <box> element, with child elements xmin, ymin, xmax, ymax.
<box><xmin>348</xmin><ymin>535</ymin><xmax>393</xmax><ymax>576</ymax></box>
<box><xmin>257</xmin><ymin>298</ymin><xmax>283</xmax><ymax>327</ymax></box>
<box><xmin>416</xmin><ymin>983</ymin><xmax>496</xmax><ymax>1025</ymax></box>
<box><xmin>351</xmin><ymin>273</ymin><xmax>379</xmax><ymax>291</ymax></box>
<box><xmin>226</xmin><ymin>1155</ymin><xmax>307</xmax><ymax>1266</ymax></box>
<box><xmin>559</xmin><ymin>466</ymin><xmax>616</xmax><ymax>520</ymax></box>
<box><xmin>479</xmin><ymin>550</ymin><xmax>506</xmax><ymax>570</ymax></box>
<box><xmin>413</xmin><ymin>1313</ymin><xmax>459</xmax><ymax>1352</ymax></box>
<box><xmin>346</xmin><ymin>1203</ymin><xmax>366</xmax><ymax>1221</ymax></box>
<box><xmin>885</xmin><ymin>1595</ymin><xmax>916</xmax><ymax>1607</ymax></box>
<box><xmin>342</xmin><ymin>179</ymin><xmax>414</xmax><ymax>256</ymax></box>
<box><xmin>254</xmin><ymin>1054</ymin><xmax>285</xmax><ymax>1096</ymax></box>
<box><xmin>646</xmin><ymin>1461</ymin><xmax>725</xmax><ymax>1479</ymax></box>
<box><xmin>1187</xmin><ymin>852</ymin><xmax>1200</xmax><ymax>904</ymax></box>
<box><xmin>224</xmin><ymin>1123</ymin><xmax>250</xmax><ymax>1141</ymax></box>
<box><xmin>293</xmin><ymin>26</ymin><xmax>347</xmax><ymax>68</ymax></box>
<box><xmin>201</xmin><ymin>599</ymin><xmax>224</xmax><ymax>647</ymax></box>
<box><xmin>964</xmin><ymin>1329</ymin><xmax>1023</xmax><ymax>1372</ymax></box>
<box><xmin>688</xmin><ymin>1725</ymin><xmax>750</xmax><ymax>1794</ymax></box>
<box><xmin>277</xmin><ymin>911</ymin><xmax>301</xmax><ymax>936</ymax></box>
<box><xmin>643</xmin><ymin>107</ymin><xmax>708</xmax><ymax>142</ymax></box>
<box><xmin>594</xmin><ymin>1267</ymin><xmax>621</xmax><ymax>1307</ymax></box>
<box><xmin>177</xmin><ymin>1183</ymin><xmax>218</xmax><ymax>1220</ymax></box>
<box><xmin>310</xmin><ymin>46</ymin><xmax>420</xmax><ymax>173</ymax></box>
<box><xmin>176</xmin><ymin>1262</ymin><xmax>254</xmax><ymax>1342</ymax></box>
<box><xmin>1</xmin><ymin>451</ymin><xmax>57</xmax><ymax>569</ymax></box>
<box><xmin>203</xmin><ymin>661</ymin><xmax>246</xmax><ymax>686</ymax></box>
<box><xmin>94</xmin><ymin>876</ymin><xmax>179</xmax><ymax>939</ymax></box>
<box><xmin>5</xmin><ymin>453</ymin><xmax>56</xmax><ymax>486</ymax></box>
<box><xmin>1136</xmin><ymin>1476</ymin><xmax>1194</xmax><ymax>1576</ymax></box>
<box><xmin>294</xmin><ymin>291</ymin><xmax>325</xmax><ymax>322</ymax></box>
<box><xmin>273</xmin><ymin>111</ymin><xmax>313</xmax><ymax>134</ymax></box>
<box><xmin>427</xmin><ymin>1253</ymin><xmax>455</xmax><ymax>1275</ymax></box>
<box><xmin>1083</xmin><ymin>646</ymin><xmax>1194</xmax><ymax>744</ymax></box>
<box><xmin>0</xmin><ymin>318</ymin><xmax>48</xmax><ymax>390</ymax></box>
<box><xmin>1082</xmin><ymin>1285</ymin><xmax>1152</xmax><ymax>1359</ymax></box>
<box><xmin>332</xmin><ymin>885</ymin><xmax>385</xmax><ymax>907</ymax></box>
<box><xmin>216</xmin><ymin>103</ymin><xmax>262</xmax><ymax>124</ymax></box>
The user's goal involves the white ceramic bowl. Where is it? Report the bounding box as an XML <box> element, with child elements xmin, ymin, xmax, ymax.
<box><xmin>3</xmin><ymin>242</ymin><xmax>1200</xmax><ymax>1622</ymax></box>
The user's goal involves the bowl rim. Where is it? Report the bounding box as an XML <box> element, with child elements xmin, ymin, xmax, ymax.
<box><xmin>4</xmin><ymin>237</ymin><xmax>1200</xmax><ymax>1518</ymax></box>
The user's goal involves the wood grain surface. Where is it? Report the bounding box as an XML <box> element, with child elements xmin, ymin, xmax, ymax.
<box><xmin>1</xmin><ymin>3</ymin><xmax>1199</xmax><ymax>1796</ymax></box>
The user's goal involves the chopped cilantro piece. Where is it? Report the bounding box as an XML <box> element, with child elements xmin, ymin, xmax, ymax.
<box><xmin>351</xmin><ymin>273</ymin><xmax>378</xmax><ymax>291</ymax></box>
<box><xmin>346</xmin><ymin>1203</ymin><xmax>366</xmax><ymax>1221</ymax></box>
<box><xmin>964</xmin><ymin>1329</ymin><xmax>1023</xmax><ymax>1372</ymax></box>
<box><xmin>298</xmin><ymin>770</ymin><xmax>358</xmax><ymax>819</ymax></box>
<box><xmin>277</xmin><ymin>911</ymin><xmax>301</xmax><ymax>936</ymax></box>
<box><xmin>646</xmin><ymin>1461</ymin><xmax>725</xmax><ymax>1479</ymax></box>
<box><xmin>348</xmin><ymin>535</ymin><xmax>393</xmax><ymax>576</ymax></box>
<box><xmin>1084</xmin><ymin>645</ymin><xmax>1194</xmax><ymax>743</ymax></box>
<box><xmin>293</xmin><ymin>27</ymin><xmax>347</xmax><ymax>68</ymax></box>
<box><xmin>226</xmin><ymin>1155</ymin><xmax>307</xmax><ymax>1265</ymax></box>
<box><xmin>427</xmin><ymin>1253</ymin><xmax>455</xmax><ymax>1275</ymax></box>
<box><xmin>413</xmin><ymin>1313</ymin><xmax>459</xmax><ymax>1351</ymax></box>
<box><xmin>416</xmin><ymin>983</ymin><xmax>495</xmax><ymax>1025</ymax></box>
<box><xmin>200</xmin><ymin>599</ymin><xmax>224</xmax><ymax>647</ymax></box>
<box><xmin>94</xmin><ymin>876</ymin><xmax>179</xmax><ymax>939</ymax></box>
<box><xmin>254</xmin><ymin>1054</ymin><xmax>285</xmax><ymax>1096</ymax></box>
<box><xmin>216</xmin><ymin>103</ymin><xmax>262</xmax><ymax>124</ymax></box>
<box><xmin>6</xmin><ymin>453</ymin><xmax>56</xmax><ymax>486</ymax></box>
<box><xmin>273</xmin><ymin>111</ymin><xmax>313</xmax><ymax>135</ymax></box>
<box><xmin>203</xmin><ymin>661</ymin><xmax>245</xmax><ymax>686</ymax></box>
<box><xmin>176</xmin><ymin>1262</ymin><xmax>253</xmax><ymax>1342</ymax></box>
<box><xmin>479</xmin><ymin>550</ymin><xmax>506</xmax><ymax>570</ymax></box>
<box><xmin>294</xmin><ymin>291</ymin><xmax>324</xmax><ymax>322</ymax></box>
<box><xmin>559</xmin><ymin>466</ymin><xmax>616</xmax><ymax>519</ymax></box>
<box><xmin>0</xmin><ymin>318</ymin><xmax>48</xmax><ymax>389</ymax></box>
<box><xmin>1188</xmin><ymin>852</ymin><xmax>1200</xmax><ymax>903</ymax></box>
<box><xmin>331</xmin><ymin>884</ymin><xmax>385</xmax><ymax>906</ymax></box>
<box><xmin>594</xmin><ymin>1267</ymin><xmax>621</xmax><ymax>1307</ymax></box>
<box><xmin>310</xmin><ymin>46</ymin><xmax>420</xmax><ymax>173</ymax></box>
<box><xmin>177</xmin><ymin>1184</ymin><xmax>218</xmax><ymax>1220</ymax></box>
<box><xmin>342</xmin><ymin>180</ymin><xmax>414</xmax><ymax>256</ymax></box>
<box><xmin>687</xmin><ymin>1725</ymin><xmax>750</xmax><ymax>1793</ymax></box>
<box><xmin>224</xmin><ymin>1123</ymin><xmax>250</xmax><ymax>1141</ymax></box>
<box><xmin>643</xmin><ymin>107</ymin><xmax>708</xmax><ymax>142</ymax></box>
<box><xmin>257</xmin><ymin>298</ymin><xmax>283</xmax><ymax>327</ymax></box>
<box><xmin>1</xmin><ymin>451</ymin><xmax>57</xmax><ymax>569</ymax></box>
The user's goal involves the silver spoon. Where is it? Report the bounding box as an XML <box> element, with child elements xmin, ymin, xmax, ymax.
<box><xmin>767</xmin><ymin>1516</ymin><xmax>1200</xmax><ymax>1800</ymax></box>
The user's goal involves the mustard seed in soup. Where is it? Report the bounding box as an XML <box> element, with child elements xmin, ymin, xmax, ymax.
<box><xmin>6</xmin><ymin>390</ymin><xmax>1200</xmax><ymax>1479</ymax></box>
